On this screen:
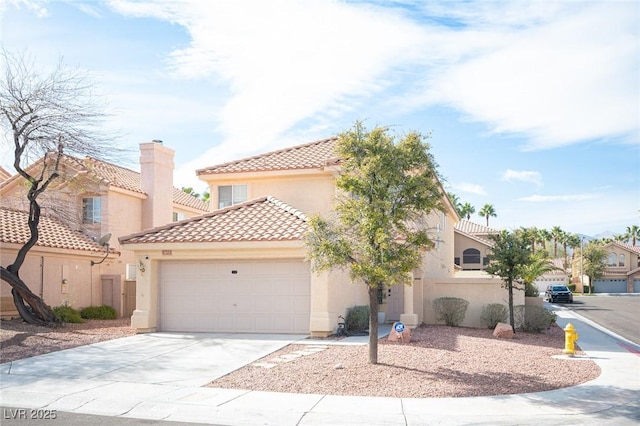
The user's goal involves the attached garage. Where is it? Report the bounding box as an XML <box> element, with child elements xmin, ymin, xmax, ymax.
<box><xmin>159</xmin><ymin>259</ymin><xmax>310</xmax><ymax>333</ymax></box>
<box><xmin>593</xmin><ymin>279</ymin><xmax>627</xmax><ymax>293</ymax></box>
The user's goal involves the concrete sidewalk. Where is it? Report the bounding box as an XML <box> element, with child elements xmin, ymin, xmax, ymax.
<box><xmin>1</xmin><ymin>311</ymin><xmax>638</xmax><ymax>425</ymax></box>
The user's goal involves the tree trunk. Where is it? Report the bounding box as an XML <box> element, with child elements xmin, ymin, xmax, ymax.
<box><xmin>508</xmin><ymin>278</ymin><xmax>515</xmax><ymax>333</ymax></box>
<box><xmin>368</xmin><ymin>285</ymin><xmax>380</xmax><ymax>364</ymax></box>
<box><xmin>1</xmin><ymin>266</ymin><xmax>58</xmax><ymax>326</ymax></box>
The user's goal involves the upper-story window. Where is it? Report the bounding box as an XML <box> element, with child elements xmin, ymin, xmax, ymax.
<box><xmin>463</xmin><ymin>248</ymin><xmax>481</xmax><ymax>264</ymax></box>
<box><xmin>82</xmin><ymin>196</ymin><xmax>101</xmax><ymax>224</ymax></box>
<box><xmin>173</xmin><ymin>212</ymin><xmax>187</xmax><ymax>222</ymax></box>
<box><xmin>607</xmin><ymin>252</ymin><xmax>617</xmax><ymax>266</ymax></box>
<box><xmin>619</xmin><ymin>254</ymin><xmax>625</xmax><ymax>267</ymax></box>
<box><xmin>218</xmin><ymin>184</ymin><xmax>247</xmax><ymax>209</ymax></box>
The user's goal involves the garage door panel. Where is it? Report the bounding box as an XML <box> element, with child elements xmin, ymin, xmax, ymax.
<box><xmin>160</xmin><ymin>259</ymin><xmax>310</xmax><ymax>333</ymax></box>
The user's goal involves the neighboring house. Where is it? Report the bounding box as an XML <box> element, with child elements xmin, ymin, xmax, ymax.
<box><xmin>454</xmin><ymin>220</ymin><xmax>498</xmax><ymax>271</ymax></box>
<box><xmin>121</xmin><ymin>138</ymin><xmax>511</xmax><ymax>336</ymax></box>
<box><xmin>0</xmin><ymin>141</ymin><xmax>208</xmax><ymax>317</ymax></box>
<box><xmin>0</xmin><ymin>208</ymin><xmax>116</xmax><ymax>318</ymax></box>
<box><xmin>572</xmin><ymin>241</ymin><xmax>640</xmax><ymax>293</ymax></box>
<box><xmin>533</xmin><ymin>258</ymin><xmax>568</xmax><ymax>294</ymax></box>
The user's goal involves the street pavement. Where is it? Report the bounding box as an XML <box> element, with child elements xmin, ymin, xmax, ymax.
<box><xmin>563</xmin><ymin>294</ymin><xmax>640</xmax><ymax>345</ymax></box>
<box><xmin>1</xmin><ymin>308</ymin><xmax>639</xmax><ymax>425</ymax></box>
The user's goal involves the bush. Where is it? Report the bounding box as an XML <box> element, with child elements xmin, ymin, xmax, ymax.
<box><xmin>432</xmin><ymin>297</ymin><xmax>469</xmax><ymax>327</ymax></box>
<box><xmin>524</xmin><ymin>283</ymin><xmax>539</xmax><ymax>297</ymax></box>
<box><xmin>80</xmin><ymin>305</ymin><xmax>117</xmax><ymax>320</ymax></box>
<box><xmin>53</xmin><ymin>305</ymin><xmax>84</xmax><ymax>323</ymax></box>
<box><xmin>480</xmin><ymin>303</ymin><xmax>508</xmax><ymax>329</ymax></box>
<box><xmin>346</xmin><ymin>305</ymin><xmax>370</xmax><ymax>332</ymax></box>
<box><xmin>516</xmin><ymin>305</ymin><xmax>556</xmax><ymax>332</ymax></box>
<box><xmin>567</xmin><ymin>284</ymin><xmax>576</xmax><ymax>292</ymax></box>
<box><xmin>583</xmin><ymin>285</ymin><xmax>591</xmax><ymax>294</ymax></box>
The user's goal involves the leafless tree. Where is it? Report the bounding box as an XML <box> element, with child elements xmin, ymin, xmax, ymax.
<box><xmin>0</xmin><ymin>49</ymin><xmax>122</xmax><ymax>325</ymax></box>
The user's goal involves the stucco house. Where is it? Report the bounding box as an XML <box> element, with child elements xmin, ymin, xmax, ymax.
<box><xmin>0</xmin><ymin>141</ymin><xmax>208</xmax><ymax>318</ymax></box>
<box><xmin>572</xmin><ymin>241</ymin><xmax>640</xmax><ymax>293</ymax></box>
<box><xmin>453</xmin><ymin>220</ymin><xmax>498</xmax><ymax>271</ymax></box>
<box><xmin>121</xmin><ymin>137</ymin><xmax>512</xmax><ymax>336</ymax></box>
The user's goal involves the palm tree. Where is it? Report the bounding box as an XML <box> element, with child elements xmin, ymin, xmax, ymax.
<box><xmin>625</xmin><ymin>225</ymin><xmax>639</xmax><ymax>246</ymax></box>
<box><xmin>460</xmin><ymin>202</ymin><xmax>476</xmax><ymax>220</ymax></box>
<box><xmin>567</xmin><ymin>233</ymin><xmax>581</xmax><ymax>261</ymax></box>
<box><xmin>550</xmin><ymin>226</ymin><xmax>564</xmax><ymax>258</ymax></box>
<box><xmin>519</xmin><ymin>251</ymin><xmax>562</xmax><ymax>296</ymax></box>
<box><xmin>538</xmin><ymin>228</ymin><xmax>551</xmax><ymax>252</ymax></box>
<box><xmin>447</xmin><ymin>192</ymin><xmax>463</xmax><ymax>217</ymax></box>
<box><xmin>478</xmin><ymin>204</ymin><xmax>496</xmax><ymax>227</ymax></box>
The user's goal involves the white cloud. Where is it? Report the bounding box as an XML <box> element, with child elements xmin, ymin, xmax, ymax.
<box><xmin>518</xmin><ymin>194</ymin><xmax>598</xmax><ymax>203</ymax></box>
<box><xmin>451</xmin><ymin>182</ymin><xmax>486</xmax><ymax>196</ymax></box>
<box><xmin>502</xmin><ymin>169</ymin><xmax>542</xmax><ymax>187</ymax></box>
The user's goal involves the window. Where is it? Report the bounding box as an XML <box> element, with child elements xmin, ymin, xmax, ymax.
<box><xmin>218</xmin><ymin>184</ymin><xmax>247</xmax><ymax>208</ymax></box>
<box><xmin>463</xmin><ymin>248</ymin><xmax>481</xmax><ymax>264</ymax></box>
<box><xmin>619</xmin><ymin>254</ymin><xmax>625</xmax><ymax>267</ymax></box>
<box><xmin>173</xmin><ymin>212</ymin><xmax>187</xmax><ymax>222</ymax></box>
<box><xmin>82</xmin><ymin>197</ymin><xmax>101</xmax><ymax>224</ymax></box>
<box><xmin>607</xmin><ymin>253</ymin><xmax>617</xmax><ymax>266</ymax></box>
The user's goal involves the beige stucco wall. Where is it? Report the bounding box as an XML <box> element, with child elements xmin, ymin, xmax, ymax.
<box><xmin>201</xmin><ymin>171</ymin><xmax>337</xmax><ymax>215</ymax></box>
<box><xmin>0</xmin><ymin>244</ymin><xmax>117</xmax><ymax>311</ymax></box>
<box><xmin>453</xmin><ymin>232</ymin><xmax>492</xmax><ymax>270</ymax></box>
<box><xmin>422</xmin><ymin>271</ymin><xmax>523</xmax><ymax>328</ymax></box>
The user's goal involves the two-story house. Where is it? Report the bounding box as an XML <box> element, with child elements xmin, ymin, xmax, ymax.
<box><xmin>120</xmin><ymin>137</ymin><xmax>510</xmax><ymax>336</ymax></box>
<box><xmin>572</xmin><ymin>241</ymin><xmax>640</xmax><ymax>293</ymax></box>
<box><xmin>0</xmin><ymin>141</ymin><xmax>208</xmax><ymax>318</ymax></box>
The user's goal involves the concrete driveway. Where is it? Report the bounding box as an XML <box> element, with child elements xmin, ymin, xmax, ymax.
<box><xmin>1</xmin><ymin>332</ymin><xmax>305</xmax><ymax>387</ymax></box>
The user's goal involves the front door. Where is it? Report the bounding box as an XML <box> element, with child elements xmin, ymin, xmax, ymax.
<box><xmin>386</xmin><ymin>284</ymin><xmax>404</xmax><ymax>322</ymax></box>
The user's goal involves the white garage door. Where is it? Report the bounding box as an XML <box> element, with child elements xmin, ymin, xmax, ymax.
<box><xmin>159</xmin><ymin>259</ymin><xmax>310</xmax><ymax>333</ymax></box>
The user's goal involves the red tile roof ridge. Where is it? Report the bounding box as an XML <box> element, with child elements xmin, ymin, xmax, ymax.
<box><xmin>196</xmin><ymin>136</ymin><xmax>339</xmax><ymax>175</ymax></box>
<box><xmin>265</xmin><ymin>195</ymin><xmax>308</xmax><ymax>222</ymax></box>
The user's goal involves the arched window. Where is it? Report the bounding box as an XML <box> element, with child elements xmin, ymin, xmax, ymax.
<box><xmin>463</xmin><ymin>248</ymin><xmax>481</xmax><ymax>264</ymax></box>
<box><xmin>619</xmin><ymin>254</ymin><xmax>625</xmax><ymax>267</ymax></box>
<box><xmin>607</xmin><ymin>253</ymin><xmax>617</xmax><ymax>266</ymax></box>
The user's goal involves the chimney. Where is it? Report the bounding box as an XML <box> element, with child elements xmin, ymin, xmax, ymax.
<box><xmin>140</xmin><ymin>141</ymin><xmax>174</xmax><ymax>229</ymax></box>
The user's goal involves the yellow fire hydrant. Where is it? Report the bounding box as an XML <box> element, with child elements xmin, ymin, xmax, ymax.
<box><xmin>563</xmin><ymin>323</ymin><xmax>579</xmax><ymax>356</ymax></box>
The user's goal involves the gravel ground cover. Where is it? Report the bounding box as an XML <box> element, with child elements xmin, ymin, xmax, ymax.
<box><xmin>0</xmin><ymin>318</ymin><xmax>600</xmax><ymax>399</ymax></box>
<box><xmin>209</xmin><ymin>324</ymin><xmax>601</xmax><ymax>398</ymax></box>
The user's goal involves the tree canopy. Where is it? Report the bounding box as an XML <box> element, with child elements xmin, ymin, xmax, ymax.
<box><xmin>0</xmin><ymin>49</ymin><xmax>121</xmax><ymax>325</ymax></box>
<box><xmin>485</xmin><ymin>230</ymin><xmax>532</xmax><ymax>332</ymax></box>
<box><xmin>306</xmin><ymin>121</ymin><xmax>443</xmax><ymax>364</ymax></box>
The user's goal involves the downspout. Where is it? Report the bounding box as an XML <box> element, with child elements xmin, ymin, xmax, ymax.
<box><xmin>39</xmin><ymin>256</ymin><xmax>44</xmax><ymax>300</ymax></box>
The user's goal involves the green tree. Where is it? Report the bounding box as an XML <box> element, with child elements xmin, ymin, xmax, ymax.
<box><xmin>566</xmin><ymin>233</ymin><xmax>582</xmax><ymax>261</ymax></box>
<box><xmin>519</xmin><ymin>250</ymin><xmax>561</xmax><ymax>295</ymax></box>
<box><xmin>460</xmin><ymin>202</ymin><xmax>475</xmax><ymax>221</ymax></box>
<box><xmin>581</xmin><ymin>241</ymin><xmax>607</xmax><ymax>293</ymax></box>
<box><xmin>537</xmin><ymin>228</ymin><xmax>551</xmax><ymax>252</ymax></box>
<box><xmin>485</xmin><ymin>230</ymin><xmax>531</xmax><ymax>332</ymax></box>
<box><xmin>624</xmin><ymin>225</ymin><xmax>639</xmax><ymax>246</ymax></box>
<box><xmin>447</xmin><ymin>192</ymin><xmax>462</xmax><ymax>216</ymax></box>
<box><xmin>0</xmin><ymin>50</ymin><xmax>120</xmax><ymax>325</ymax></box>
<box><xmin>478</xmin><ymin>204</ymin><xmax>496</xmax><ymax>227</ymax></box>
<box><xmin>306</xmin><ymin>122</ymin><xmax>443</xmax><ymax>364</ymax></box>
<box><xmin>550</xmin><ymin>226</ymin><xmax>564</xmax><ymax>258</ymax></box>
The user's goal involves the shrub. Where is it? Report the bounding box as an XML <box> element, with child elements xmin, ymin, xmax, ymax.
<box><xmin>346</xmin><ymin>305</ymin><xmax>370</xmax><ymax>332</ymax></box>
<box><xmin>80</xmin><ymin>305</ymin><xmax>117</xmax><ymax>320</ymax></box>
<box><xmin>480</xmin><ymin>303</ymin><xmax>508</xmax><ymax>329</ymax></box>
<box><xmin>583</xmin><ymin>285</ymin><xmax>591</xmax><ymax>294</ymax></box>
<box><xmin>517</xmin><ymin>305</ymin><xmax>556</xmax><ymax>332</ymax></box>
<box><xmin>524</xmin><ymin>283</ymin><xmax>539</xmax><ymax>297</ymax></box>
<box><xmin>53</xmin><ymin>305</ymin><xmax>84</xmax><ymax>323</ymax></box>
<box><xmin>432</xmin><ymin>297</ymin><xmax>469</xmax><ymax>327</ymax></box>
<box><xmin>567</xmin><ymin>284</ymin><xmax>576</xmax><ymax>292</ymax></box>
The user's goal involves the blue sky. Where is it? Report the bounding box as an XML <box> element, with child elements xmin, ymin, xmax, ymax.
<box><xmin>1</xmin><ymin>0</ymin><xmax>638</xmax><ymax>237</ymax></box>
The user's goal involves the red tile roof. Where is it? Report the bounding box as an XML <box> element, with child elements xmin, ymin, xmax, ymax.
<box><xmin>1</xmin><ymin>155</ymin><xmax>208</xmax><ymax>212</ymax></box>
<box><xmin>196</xmin><ymin>137</ymin><xmax>339</xmax><ymax>175</ymax></box>
<box><xmin>120</xmin><ymin>196</ymin><xmax>308</xmax><ymax>244</ymax></box>
<box><xmin>0</xmin><ymin>166</ymin><xmax>11</xmax><ymax>182</ymax></box>
<box><xmin>454</xmin><ymin>220</ymin><xmax>500</xmax><ymax>235</ymax></box>
<box><xmin>1</xmin><ymin>208</ymin><xmax>106</xmax><ymax>252</ymax></box>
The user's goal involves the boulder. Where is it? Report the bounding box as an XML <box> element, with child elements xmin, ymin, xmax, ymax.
<box><xmin>388</xmin><ymin>326</ymin><xmax>411</xmax><ymax>343</ymax></box>
<box><xmin>493</xmin><ymin>322</ymin><xmax>514</xmax><ymax>339</ymax></box>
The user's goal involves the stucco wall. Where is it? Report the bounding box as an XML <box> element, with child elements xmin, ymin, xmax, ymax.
<box><xmin>204</xmin><ymin>172</ymin><xmax>337</xmax><ymax>216</ymax></box>
<box><xmin>422</xmin><ymin>272</ymin><xmax>522</xmax><ymax>328</ymax></box>
<box><xmin>0</xmin><ymin>246</ymin><xmax>110</xmax><ymax>311</ymax></box>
